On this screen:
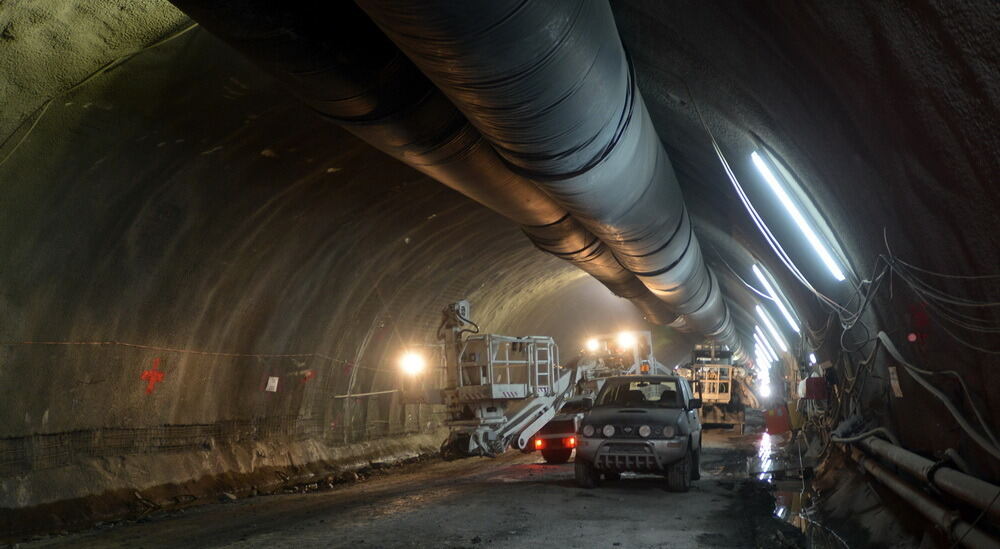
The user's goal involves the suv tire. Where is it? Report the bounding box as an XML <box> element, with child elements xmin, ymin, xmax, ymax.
<box><xmin>666</xmin><ymin>448</ymin><xmax>693</xmax><ymax>492</ymax></box>
<box><xmin>541</xmin><ymin>449</ymin><xmax>572</xmax><ymax>464</ymax></box>
<box><xmin>574</xmin><ymin>459</ymin><xmax>600</xmax><ymax>488</ymax></box>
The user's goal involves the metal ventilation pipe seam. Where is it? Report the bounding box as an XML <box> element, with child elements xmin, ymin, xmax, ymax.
<box><xmin>167</xmin><ymin>0</ymin><xmax>676</xmax><ymax>325</ymax></box>
<box><xmin>356</xmin><ymin>0</ymin><xmax>744</xmax><ymax>357</ymax></box>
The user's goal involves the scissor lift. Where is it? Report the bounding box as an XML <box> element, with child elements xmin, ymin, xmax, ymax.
<box><xmin>429</xmin><ymin>301</ymin><xmax>574</xmax><ymax>458</ymax></box>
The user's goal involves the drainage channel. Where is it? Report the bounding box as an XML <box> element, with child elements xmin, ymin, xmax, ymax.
<box><xmin>750</xmin><ymin>432</ymin><xmax>850</xmax><ymax>549</ymax></box>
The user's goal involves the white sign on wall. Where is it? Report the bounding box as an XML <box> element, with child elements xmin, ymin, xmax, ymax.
<box><xmin>265</xmin><ymin>376</ymin><xmax>280</xmax><ymax>392</ymax></box>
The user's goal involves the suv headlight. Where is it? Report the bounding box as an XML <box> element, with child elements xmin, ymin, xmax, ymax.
<box><xmin>582</xmin><ymin>425</ymin><xmax>595</xmax><ymax>437</ymax></box>
<box><xmin>662</xmin><ymin>425</ymin><xmax>676</xmax><ymax>438</ymax></box>
<box><xmin>638</xmin><ymin>425</ymin><xmax>651</xmax><ymax>437</ymax></box>
<box><xmin>602</xmin><ymin>424</ymin><xmax>616</xmax><ymax>437</ymax></box>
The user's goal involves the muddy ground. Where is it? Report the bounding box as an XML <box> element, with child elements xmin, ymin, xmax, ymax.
<box><xmin>11</xmin><ymin>431</ymin><xmax>806</xmax><ymax>548</ymax></box>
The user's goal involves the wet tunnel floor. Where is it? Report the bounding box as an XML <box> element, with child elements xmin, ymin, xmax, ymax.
<box><xmin>19</xmin><ymin>432</ymin><xmax>803</xmax><ymax>549</ymax></box>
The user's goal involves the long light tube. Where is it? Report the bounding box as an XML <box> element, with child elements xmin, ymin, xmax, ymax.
<box><xmin>751</xmin><ymin>152</ymin><xmax>846</xmax><ymax>282</ymax></box>
<box><xmin>756</xmin><ymin>305</ymin><xmax>788</xmax><ymax>353</ymax></box>
<box><xmin>755</xmin><ymin>348</ymin><xmax>771</xmax><ymax>368</ymax></box>
<box><xmin>754</xmin><ymin>331</ymin><xmax>779</xmax><ymax>363</ymax></box>
<box><xmin>752</xmin><ymin>264</ymin><xmax>799</xmax><ymax>333</ymax></box>
<box><xmin>754</xmin><ymin>325</ymin><xmax>780</xmax><ymax>361</ymax></box>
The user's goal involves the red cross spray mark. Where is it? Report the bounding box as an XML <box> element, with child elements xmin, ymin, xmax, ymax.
<box><xmin>301</xmin><ymin>370</ymin><xmax>316</xmax><ymax>383</ymax></box>
<box><xmin>141</xmin><ymin>358</ymin><xmax>165</xmax><ymax>394</ymax></box>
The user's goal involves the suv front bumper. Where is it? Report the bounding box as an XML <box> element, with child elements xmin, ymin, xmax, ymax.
<box><xmin>576</xmin><ymin>436</ymin><xmax>687</xmax><ymax>471</ymax></box>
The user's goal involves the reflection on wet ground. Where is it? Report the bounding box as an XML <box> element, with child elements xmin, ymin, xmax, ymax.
<box><xmin>750</xmin><ymin>431</ymin><xmax>848</xmax><ymax>549</ymax></box>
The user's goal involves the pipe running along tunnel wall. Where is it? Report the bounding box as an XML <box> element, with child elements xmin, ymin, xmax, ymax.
<box><xmin>167</xmin><ymin>0</ymin><xmax>677</xmax><ymax>326</ymax></box>
<box><xmin>355</xmin><ymin>0</ymin><xmax>746</xmax><ymax>361</ymax></box>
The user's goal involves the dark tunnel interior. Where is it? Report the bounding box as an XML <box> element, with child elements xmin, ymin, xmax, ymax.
<box><xmin>1</xmin><ymin>1</ymin><xmax>998</xmax><ymax>547</ymax></box>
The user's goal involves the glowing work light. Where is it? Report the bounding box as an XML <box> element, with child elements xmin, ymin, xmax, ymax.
<box><xmin>751</xmin><ymin>151</ymin><xmax>846</xmax><ymax>282</ymax></box>
<box><xmin>752</xmin><ymin>264</ymin><xmax>799</xmax><ymax>333</ymax></box>
<box><xmin>617</xmin><ymin>332</ymin><xmax>637</xmax><ymax>348</ymax></box>
<box><xmin>754</xmin><ymin>326</ymin><xmax>779</xmax><ymax>362</ymax></box>
<box><xmin>757</xmin><ymin>305</ymin><xmax>789</xmax><ymax>353</ymax></box>
<box><xmin>399</xmin><ymin>351</ymin><xmax>426</xmax><ymax>376</ymax></box>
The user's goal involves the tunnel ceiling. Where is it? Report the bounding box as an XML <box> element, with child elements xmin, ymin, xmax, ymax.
<box><xmin>2</xmin><ymin>1</ymin><xmax>997</xmax><ymax>353</ymax></box>
<box><xmin>1</xmin><ymin>0</ymin><xmax>999</xmax><ymax>515</ymax></box>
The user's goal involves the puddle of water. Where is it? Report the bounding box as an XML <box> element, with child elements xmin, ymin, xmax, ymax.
<box><xmin>752</xmin><ymin>433</ymin><xmax>850</xmax><ymax>549</ymax></box>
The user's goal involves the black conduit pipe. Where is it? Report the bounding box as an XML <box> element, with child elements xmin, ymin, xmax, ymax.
<box><xmin>167</xmin><ymin>0</ymin><xmax>676</xmax><ymax>325</ymax></box>
<box><xmin>860</xmin><ymin>437</ymin><xmax>1000</xmax><ymax>524</ymax></box>
<box><xmin>850</xmin><ymin>447</ymin><xmax>1000</xmax><ymax>549</ymax></box>
<box><xmin>356</xmin><ymin>0</ymin><xmax>745</xmax><ymax>360</ymax></box>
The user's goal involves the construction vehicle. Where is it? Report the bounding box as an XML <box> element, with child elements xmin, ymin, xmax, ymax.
<box><xmin>676</xmin><ymin>344</ymin><xmax>750</xmax><ymax>431</ymax></box>
<box><xmin>406</xmin><ymin>300</ymin><xmax>576</xmax><ymax>459</ymax></box>
<box><xmin>400</xmin><ymin>301</ymin><xmax>675</xmax><ymax>460</ymax></box>
<box><xmin>526</xmin><ymin>330</ymin><xmax>674</xmax><ymax>463</ymax></box>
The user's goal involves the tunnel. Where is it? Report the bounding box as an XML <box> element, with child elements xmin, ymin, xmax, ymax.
<box><xmin>1</xmin><ymin>1</ymin><xmax>999</xmax><ymax>547</ymax></box>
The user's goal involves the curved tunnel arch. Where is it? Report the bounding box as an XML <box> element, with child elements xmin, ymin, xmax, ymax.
<box><xmin>1</xmin><ymin>1</ymin><xmax>999</xmax><ymax>542</ymax></box>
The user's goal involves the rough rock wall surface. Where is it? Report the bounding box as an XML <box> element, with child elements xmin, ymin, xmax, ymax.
<box><xmin>0</xmin><ymin>0</ymin><xmax>187</xmax><ymax>139</ymax></box>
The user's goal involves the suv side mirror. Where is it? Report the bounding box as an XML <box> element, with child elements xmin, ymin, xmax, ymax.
<box><xmin>688</xmin><ymin>398</ymin><xmax>702</xmax><ymax>410</ymax></box>
<box><xmin>579</xmin><ymin>396</ymin><xmax>594</xmax><ymax>410</ymax></box>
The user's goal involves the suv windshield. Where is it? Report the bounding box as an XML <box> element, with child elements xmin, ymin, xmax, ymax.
<box><xmin>596</xmin><ymin>379</ymin><xmax>683</xmax><ymax>408</ymax></box>
<box><xmin>559</xmin><ymin>400</ymin><xmax>591</xmax><ymax>414</ymax></box>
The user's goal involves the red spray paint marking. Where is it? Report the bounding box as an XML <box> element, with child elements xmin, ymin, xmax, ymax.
<box><xmin>302</xmin><ymin>370</ymin><xmax>316</xmax><ymax>383</ymax></box>
<box><xmin>343</xmin><ymin>362</ymin><xmax>355</xmax><ymax>376</ymax></box>
<box><xmin>141</xmin><ymin>358</ymin><xmax>165</xmax><ymax>394</ymax></box>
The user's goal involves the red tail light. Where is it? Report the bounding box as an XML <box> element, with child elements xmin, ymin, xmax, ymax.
<box><xmin>565</xmin><ymin>436</ymin><xmax>577</xmax><ymax>448</ymax></box>
<box><xmin>534</xmin><ymin>438</ymin><xmax>544</xmax><ymax>449</ymax></box>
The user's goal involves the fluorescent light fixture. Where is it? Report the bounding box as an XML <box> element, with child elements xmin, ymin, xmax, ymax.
<box><xmin>752</xmin><ymin>264</ymin><xmax>799</xmax><ymax>333</ymax></box>
<box><xmin>751</xmin><ymin>152</ymin><xmax>846</xmax><ymax>282</ymax></box>
<box><xmin>754</xmin><ymin>344</ymin><xmax>767</xmax><ymax>361</ymax></box>
<box><xmin>754</xmin><ymin>332</ymin><xmax>778</xmax><ymax>363</ymax></box>
<box><xmin>759</xmin><ymin>383</ymin><xmax>772</xmax><ymax>398</ymax></box>
<box><xmin>755</xmin><ymin>325</ymin><xmax>780</xmax><ymax>361</ymax></box>
<box><xmin>756</xmin><ymin>305</ymin><xmax>789</xmax><ymax>353</ymax></box>
<box><xmin>809</xmin><ymin>353</ymin><xmax>817</xmax><ymax>365</ymax></box>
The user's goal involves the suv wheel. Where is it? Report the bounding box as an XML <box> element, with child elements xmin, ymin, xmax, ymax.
<box><xmin>666</xmin><ymin>448</ymin><xmax>693</xmax><ymax>492</ymax></box>
<box><xmin>541</xmin><ymin>449</ymin><xmax>572</xmax><ymax>464</ymax></box>
<box><xmin>574</xmin><ymin>459</ymin><xmax>600</xmax><ymax>489</ymax></box>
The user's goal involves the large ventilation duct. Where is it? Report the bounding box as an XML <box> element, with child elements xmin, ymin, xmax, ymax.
<box><xmin>356</xmin><ymin>0</ymin><xmax>745</xmax><ymax>360</ymax></box>
<box><xmin>167</xmin><ymin>0</ymin><xmax>676</xmax><ymax>325</ymax></box>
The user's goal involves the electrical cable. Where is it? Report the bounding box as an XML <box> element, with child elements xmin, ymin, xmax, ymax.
<box><xmin>878</xmin><ymin>332</ymin><xmax>1000</xmax><ymax>462</ymax></box>
<box><xmin>707</xmin><ymin>242</ymin><xmax>775</xmax><ymax>302</ymax></box>
<box><xmin>830</xmin><ymin>427</ymin><xmax>900</xmax><ymax>446</ymax></box>
<box><xmin>949</xmin><ymin>488</ymin><xmax>1000</xmax><ymax>549</ymax></box>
